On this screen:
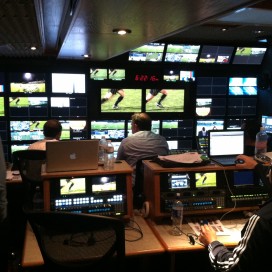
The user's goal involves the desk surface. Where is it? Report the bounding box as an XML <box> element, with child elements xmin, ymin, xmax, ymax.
<box><xmin>147</xmin><ymin>217</ymin><xmax>247</xmax><ymax>252</ymax></box>
<box><xmin>22</xmin><ymin>215</ymin><xmax>165</xmax><ymax>268</ymax></box>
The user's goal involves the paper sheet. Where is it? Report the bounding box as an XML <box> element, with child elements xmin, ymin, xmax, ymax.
<box><xmin>158</xmin><ymin>152</ymin><xmax>203</xmax><ymax>164</ymax></box>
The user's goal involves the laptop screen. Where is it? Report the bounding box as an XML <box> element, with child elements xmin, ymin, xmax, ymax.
<box><xmin>208</xmin><ymin>130</ymin><xmax>244</xmax><ymax>156</ymax></box>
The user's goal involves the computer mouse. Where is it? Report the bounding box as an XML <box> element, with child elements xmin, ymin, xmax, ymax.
<box><xmin>235</xmin><ymin>158</ymin><xmax>245</xmax><ymax>164</ymax></box>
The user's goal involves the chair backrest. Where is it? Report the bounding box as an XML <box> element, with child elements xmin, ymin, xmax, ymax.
<box><xmin>26</xmin><ymin>211</ymin><xmax>126</xmax><ymax>272</ymax></box>
<box><xmin>12</xmin><ymin>150</ymin><xmax>46</xmax><ymax>211</ymax></box>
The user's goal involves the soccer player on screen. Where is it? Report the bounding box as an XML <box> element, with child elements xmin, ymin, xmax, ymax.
<box><xmin>146</xmin><ymin>89</ymin><xmax>168</xmax><ymax>108</ymax></box>
<box><xmin>101</xmin><ymin>88</ymin><xmax>125</xmax><ymax>109</ymax></box>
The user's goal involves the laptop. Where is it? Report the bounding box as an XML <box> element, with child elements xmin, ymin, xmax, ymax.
<box><xmin>208</xmin><ymin>130</ymin><xmax>244</xmax><ymax>166</ymax></box>
<box><xmin>46</xmin><ymin>140</ymin><xmax>99</xmax><ymax>172</ymax></box>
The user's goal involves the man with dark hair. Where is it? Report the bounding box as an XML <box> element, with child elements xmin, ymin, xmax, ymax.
<box><xmin>117</xmin><ymin>112</ymin><xmax>169</xmax><ymax>186</ymax></box>
<box><xmin>101</xmin><ymin>88</ymin><xmax>124</xmax><ymax>109</ymax></box>
<box><xmin>146</xmin><ymin>89</ymin><xmax>168</xmax><ymax>108</ymax></box>
<box><xmin>28</xmin><ymin>119</ymin><xmax>62</xmax><ymax>150</ymax></box>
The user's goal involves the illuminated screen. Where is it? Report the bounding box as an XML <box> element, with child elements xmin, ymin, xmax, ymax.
<box><xmin>163</xmin><ymin>69</ymin><xmax>180</xmax><ymax>82</ymax></box>
<box><xmin>127</xmin><ymin>120</ymin><xmax>160</xmax><ymax>136</ymax></box>
<box><xmin>164</xmin><ymin>44</ymin><xmax>200</xmax><ymax>63</ymax></box>
<box><xmin>168</xmin><ymin>173</ymin><xmax>190</xmax><ymax>189</ymax></box>
<box><xmin>101</xmin><ymin>88</ymin><xmax>142</xmax><ymax>113</ymax></box>
<box><xmin>108</xmin><ymin>69</ymin><xmax>125</xmax><ymax>80</ymax></box>
<box><xmin>0</xmin><ymin>97</ymin><xmax>4</xmax><ymax>116</ymax></box>
<box><xmin>59</xmin><ymin>120</ymin><xmax>87</xmax><ymax>140</ymax></box>
<box><xmin>51</xmin><ymin>73</ymin><xmax>85</xmax><ymax>93</ymax></box>
<box><xmin>196</xmin><ymin>98</ymin><xmax>226</xmax><ymax>116</ymax></box>
<box><xmin>11</xmin><ymin>144</ymin><xmax>29</xmax><ymax>154</ymax></box>
<box><xmin>229</xmin><ymin>77</ymin><xmax>257</xmax><ymax>95</ymax></box>
<box><xmin>60</xmin><ymin>178</ymin><xmax>86</xmax><ymax>195</ymax></box>
<box><xmin>92</xmin><ymin>176</ymin><xmax>117</xmax><ymax>193</ymax></box>
<box><xmin>10</xmin><ymin>120</ymin><xmax>46</xmax><ymax>141</ymax></box>
<box><xmin>128</xmin><ymin>43</ymin><xmax>165</xmax><ymax>62</ymax></box>
<box><xmin>167</xmin><ymin>140</ymin><xmax>178</xmax><ymax>150</ymax></box>
<box><xmin>0</xmin><ymin>73</ymin><xmax>4</xmax><ymax>92</ymax></box>
<box><xmin>226</xmin><ymin>118</ymin><xmax>249</xmax><ymax>130</ymax></box>
<box><xmin>161</xmin><ymin>119</ymin><xmax>193</xmax><ymax>139</ymax></box>
<box><xmin>196</xmin><ymin>119</ymin><xmax>224</xmax><ymax>136</ymax></box>
<box><xmin>91</xmin><ymin>120</ymin><xmax>125</xmax><ymax>140</ymax></box>
<box><xmin>145</xmin><ymin>89</ymin><xmax>184</xmax><ymax>113</ymax></box>
<box><xmin>180</xmin><ymin>70</ymin><xmax>195</xmax><ymax>82</ymax></box>
<box><xmin>10</xmin><ymin>72</ymin><xmax>46</xmax><ymax>93</ymax></box>
<box><xmin>51</xmin><ymin>97</ymin><xmax>87</xmax><ymax>117</ymax></box>
<box><xmin>232</xmin><ymin>47</ymin><xmax>267</xmax><ymax>64</ymax></box>
<box><xmin>90</xmin><ymin>68</ymin><xmax>107</xmax><ymax>80</ymax></box>
<box><xmin>198</xmin><ymin>45</ymin><xmax>234</xmax><ymax>64</ymax></box>
<box><xmin>233</xmin><ymin>170</ymin><xmax>254</xmax><ymax>186</ymax></box>
<box><xmin>261</xmin><ymin>115</ymin><xmax>272</xmax><ymax>134</ymax></box>
<box><xmin>195</xmin><ymin>172</ymin><xmax>217</xmax><ymax>188</ymax></box>
<box><xmin>9</xmin><ymin>97</ymin><xmax>48</xmax><ymax>117</ymax></box>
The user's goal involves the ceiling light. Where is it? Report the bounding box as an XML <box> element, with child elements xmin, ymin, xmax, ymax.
<box><xmin>112</xmin><ymin>29</ymin><xmax>131</xmax><ymax>35</ymax></box>
<box><xmin>30</xmin><ymin>46</ymin><xmax>37</xmax><ymax>51</ymax></box>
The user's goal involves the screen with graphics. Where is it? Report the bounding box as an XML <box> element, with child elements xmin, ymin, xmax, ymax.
<box><xmin>51</xmin><ymin>73</ymin><xmax>85</xmax><ymax>93</ymax></box>
<box><xmin>195</xmin><ymin>172</ymin><xmax>217</xmax><ymax>188</ymax></box>
<box><xmin>91</xmin><ymin>176</ymin><xmax>117</xmax><ymax>193</ymax></box>
<box><xmin>232</xmin><ymin>47</ymin><xmax>267</xmax><ymax>64</ymax></box>
<box><xmin>60</xmin><ymin>178</ymin><xmax>86</xmax><ymax>195</ymax></box>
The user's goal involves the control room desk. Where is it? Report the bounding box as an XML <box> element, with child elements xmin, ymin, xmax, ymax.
<box><xmin>21</xmin><ymin>215</ymin><xmax>165</xmax><ymax>268</ymax></box>
<box><xmin>41</xmin><ymin>160</ymin><xmax>134</xmax><ymax>219</ymax></box>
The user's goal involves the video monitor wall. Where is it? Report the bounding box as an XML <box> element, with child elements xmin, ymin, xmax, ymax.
<box><xmin>232</xmin><ymin>47</ymin><xmax>267</xmax><ymax>65</ymax></box>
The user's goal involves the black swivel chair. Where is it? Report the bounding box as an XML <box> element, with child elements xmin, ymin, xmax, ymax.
<box><xmin>26</xmin><ymin>211</ymin><xmax>126</xmax><ymax>272</ymax></box>
<box><xmin>12</xmin><ymin>150</ymin><xmax>46</xmax><ymax>211</ymax></box>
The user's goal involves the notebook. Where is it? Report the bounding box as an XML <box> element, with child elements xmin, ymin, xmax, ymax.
<box><xmin>208</xmin><ymin>130</ymin><xmax>244</xmax><ymax>166</ymax></box>
<box><xmin>46</xmin><ymin>140</ymin><xmax>99</xmax><ymax>172</ymax></box>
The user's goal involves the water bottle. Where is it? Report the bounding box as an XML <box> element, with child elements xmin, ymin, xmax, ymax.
<box><xmin>33</xmin><ymin>185</ymin><xmax>44</xmax><ymax>211</ymax></box>
<box><xmin>255</xmin><ymin>127</ymin><xmax>268</xmax><ymax>155</ymax></box>
<box><xmin>98</xmin><ymin>136</ymin><xmax>108</xmax><ymax>163</ymax></box>
<box><xmin>104</xmin><ymin>140</ymin><xmax>115</xmax><ymax>170</ymax></box>
<box><xmin>170</xmin><ymin>192</ymin><xmax>183</xmax><ymax>236</ymax></box>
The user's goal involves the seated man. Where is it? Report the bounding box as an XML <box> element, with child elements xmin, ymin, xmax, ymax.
<box><xmin>28</xmin><ymin>119</ymin><xmax>62</xmax><ymax>150</ymax></box>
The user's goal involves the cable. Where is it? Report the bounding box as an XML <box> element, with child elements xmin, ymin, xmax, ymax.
<box><xmin>125</xmin><ymin>218</ymin><xmax>143</xmax><ymax>242</ymax></box>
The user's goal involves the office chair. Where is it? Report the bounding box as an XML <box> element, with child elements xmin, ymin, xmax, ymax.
<box><xmin>12</xmin><ymin>150</ymin><xmax>46</xmax><ymax>211</ymax></box>
<box><xmin>26</xmin><ymin>211</ymin><xmax>126</xmax><ymax>272</ymax></box>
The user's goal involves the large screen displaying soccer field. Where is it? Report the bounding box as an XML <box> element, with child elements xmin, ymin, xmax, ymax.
<box><xmin>232</xmin><ymin>47</ymin><xmax>267</xmax><ymax>65</ymax></box>
<box><xmin>100</xmin><ymin>88</ymin><xmax>142</xmax><ymax>113</ymax></box>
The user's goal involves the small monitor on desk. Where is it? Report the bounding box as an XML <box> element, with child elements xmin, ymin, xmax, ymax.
<box><xmin>195</xmin><ymin>172</ymin><xmax>217</xmax><ymax>188</ymax></box>
<box><xmin>168</xmin><ymin>173</ymin><xmax>190</xmax><ymax>189</ymax></box>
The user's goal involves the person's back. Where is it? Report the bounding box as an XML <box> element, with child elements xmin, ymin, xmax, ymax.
<box><xmin>28</xmin><ymin>119</ymin><xmax>62</xmax><ymax>150</ymax></box>
<box><xmin>117</xmin><ymin>113</ymin><xmax>169</xmax><ymax>185</ymax></box>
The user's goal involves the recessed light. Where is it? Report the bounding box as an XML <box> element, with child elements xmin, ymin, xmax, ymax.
<box><xmin>112</xmin><ymin>29</ymin><xmax>131</xmax><ymax>35</ymax></box>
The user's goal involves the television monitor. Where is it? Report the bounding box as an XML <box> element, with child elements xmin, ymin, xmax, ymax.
<box><xmin>91</xmin><ymin>120</ymin><xmax>125</xmax><ymax>140</ymax></box>
<box><xmin>127</xmin><ymin>120</ymin><xmax>160</xmax><ymax>136</ymax></box>
<box><xmin>233</xmin><ymin>170</ymin><xmax>254</xmax><ymax>186</ymax></box>
<box><xmin>59</xmin><ymin>120</ymin><xmax>88</xmax><ymax>140</ymax></box>
<box><xmin>0</xmin><ymin>72</ymin><xmax>4</xmax><ymax>92</ymax></box>
<box><xmin>161</xmin><ymin>119</ymin><xmax>193</xmax><ymax>139</ymax></box>
<box><xmin>0</xmin><ymin>97</ymin><xmax>4</xmax><ymax>116</ymax></box>
<box><xmin>108</xmin><ymin>69</ymin><xmax>125</xmax><ymax>81</ymax></box>
<box><xmin>168</xmin><ymin>173</ymin><xmax>190</xmax><ymax>189</ymax></box>
<box><xmin>261</xmin><ymin>115</ymin><xmax>272</xmax><ymax>134</ymax></box>
<box><xmin>60</xmin><ymin>178</ymin><xmax>86</xmax><ymax>195</ymax></box>
<box><xmin>228</xmin><ymin>97</ymin><xmax>257</xmax><ymax>116</ymax></box>
<box><xmin>226</xmin><ymin>118</ymin><xmax>249</xmax><ymax>130</ymax></box>
<box><xmin>198</xmin><ymin>45</ymin><xmax>234</xmax><ymax>64</ymax></box>
<box><xmin>145</xmin><ymin>88</ymin><xmax>185</xmax><ymax>113</ymax></box>
<box><xmin>90</xmin><ymin>68</ymin><xmax>107</xmax><ymax>80</ymax></box>
<box><xmin>196</xmin><ymin>119</ymin><xmax>224</xmax><ymax>137</ymax></box>
<box><xmin>164</xmin><ymin>44</ymin><xmax>200</xmax><ymax>63</ymax></box>
<box><xmin>100</xmin><ymin>88</ymin><xmax>142</xmax><ymax>113</ymax></box>
<box><xmin>196</xmin><ymin>98</ymin><xmax>226</xmax><ymax>116</ymax></box>
<box><xmin>167</xmin><ymin>140</ymin><xmax>178</xmax><ymax>150</ymax></box>
<box><xmin>229</xmin><ymin>77</ymin><xmax>257</xmax><ymax>95</ymax></box>
<box><xmin>195</xmin><ymin>172</ymin><xmax>217</xmax><ymax>188</ymax></box>
<box><xmin>180</xmin><ymin>70</ymin><xmax>195</xmax><ymax>82</ymax></box>
<box><xmin>0</xmin><ymin>121</ymin><xmax>7</xmax><ymax>141</ymax></box>
<box><xmin>232</xmin><ymin>47</ymin><xmax>267</xmax><ymax>64</ymax></box>
<box><xmin>51</xmin><ymin>97</ymin><xmax>87</xmax><ymax>117</ymax></box>
<box><xmin>91</xmin><ymin>176</ymin><xmax>117</xmax><ymax>193</ymax></box>
<box><xmin>10</xmin><ymin>120</ymin><xmax>46</xmax><ymax>141</ymax></box>
<box><xmin>197</xmin><ymin>77</ymin><xmax>228</xmax><ymax>96</ymax></box>
<box><xmin>163</xmin><ymin>69</ymin><xmax>180</xmax><ymax>82</ymax></box>
<box><xmin>128</xmin><ymin>42</ymin><xmax>165</xmax><ymax>62</ymax></box>
<box><xmin>9</xmin><ymin>97</ymin><xmax>48</xmax><ymax>117</ymax></box>
<box><xmin>51</xmin><ymin>73</ymin><xmax>86</xmax><ymax>93</ymax></box>
<box><xmin>9</xmin><ymin>72</ymin><xmax>46</xmax><ymax>93</ymax></box>
<box><xmin>11</xmin><ymin>144</ymin><xmax>29</xmax><ymax>154</ymax></box>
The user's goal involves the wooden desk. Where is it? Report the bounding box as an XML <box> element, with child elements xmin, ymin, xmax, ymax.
<box><xmin>41</xmin><ymin>160</ymin><xmax>134</xmax><ymax>219</ymax></box>
<box><xmin>22</xmin><ymin>215</ymin><xmax>165</xmax><ymax>268</ymax></box>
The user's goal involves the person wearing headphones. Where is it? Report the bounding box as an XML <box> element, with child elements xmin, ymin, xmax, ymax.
<box><xmin>199</xmin><ymin>154</ymin><xmax>272</xmax><ymax>271</ymax></box>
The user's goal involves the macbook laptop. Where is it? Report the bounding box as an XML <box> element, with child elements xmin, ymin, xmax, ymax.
<box><xmin>208</xmin><ymin>130</ymin><xmax>244</xmax><ymax>166</ymax></box>
<box><xmin>46</xmin><ymin>140</ymin><xmax>99</xmax><ymax>172</ymax></box>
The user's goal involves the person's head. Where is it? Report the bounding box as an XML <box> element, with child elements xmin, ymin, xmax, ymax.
<box><xmin>131</xmin><ymin>112</ymin><xmax>152</xmax><ymax>133</ymax></box>
<box><xmin>43</xmin><ymin>119</ymin><xmax>62</xmax><ymax>140</ymax></box>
